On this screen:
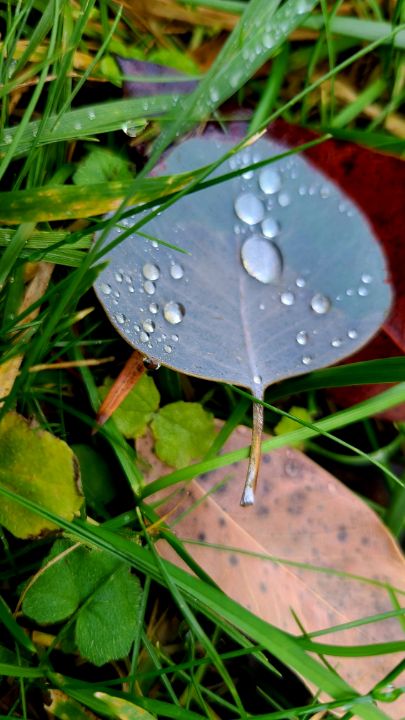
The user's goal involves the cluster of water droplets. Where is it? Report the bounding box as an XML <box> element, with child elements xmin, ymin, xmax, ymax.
<box><xmin>231</xmin><ymin>147</ymin><xmax>374</xmax><ymax>370</ymax></box>
<box><xmin>99</xmin><ymin>244</ymin><xmax>187</xmax><ymax>356</ymax></box>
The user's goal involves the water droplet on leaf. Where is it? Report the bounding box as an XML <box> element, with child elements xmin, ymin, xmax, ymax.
<box><xmin>241</xmin><ymin>236</ymin><xmax>282</xmax><ymax>284</ymax></box>
<box><xmin>143</xmin><ymin>263</ymin><xmax>160</xmax><ymax>281</ymax></box>
<box><xmin>234</xmin><ymin>193</ymin><xmax>265</xmax><ymax>225</ymax></box>
<box><xmin>163</xmin><ymin>301</ymin><xmax>185</xmax><ymax>325</ymax></box>
<box><xmin>310</xmin><ymin>293</ymin><xmax>331</xmax><ymax>314</ymax></box>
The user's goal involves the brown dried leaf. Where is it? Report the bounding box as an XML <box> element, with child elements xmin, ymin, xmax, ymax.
<box><xmin>140</xmin><ymin>426</ymin><xmax>405</xmax><ymax>714</ymax></box>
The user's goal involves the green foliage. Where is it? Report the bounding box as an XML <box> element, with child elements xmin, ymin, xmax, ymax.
<box><xmin>72</xmin><ymin>444</ymin><xmax>115</xmax><ymax>513</ymax></box>
<box><xmin>273</xmin><ymin>405</ymin><xmax>314</xmax><ymax>448</ymax></box>
<box><xmin>99</xmin><ymin>374</ymin><xmax>160</xmax><ymax>438</ymax></box>
<box><xmin>22</xmin><ymin>539</ymin><xmax>142</xmax><ymax>666</ymax></box>
<box><xmin>73</xmin><ymin>146</ymin><xmax>133</xmax><ymax>186</ymax></box>
<box><xmin>0</xmin><ymin>412</ymin><xmax>82</xmax><ymax>539</ymax></box>
<box><xmin>151</xmin><ymin>401</ymin><xmax>216</xmax><ymax>468</ymax></box>
<box><xmin>94</xmin><ymin>693</ymin><xmax>157</xmax><ymax>719</ymax></box>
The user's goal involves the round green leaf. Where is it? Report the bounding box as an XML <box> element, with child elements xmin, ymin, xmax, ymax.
<box><xmin>151</xmin><ymin>401</ymin><xmax>215</xmax><ymax>468</ymax></box>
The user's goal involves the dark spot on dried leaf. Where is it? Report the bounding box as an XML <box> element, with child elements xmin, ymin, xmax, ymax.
<box><xmin>229</xmin><ymin>554</ymin><xmax>239</xmax><ymax>566</ymax></box>
<box><xmin>337</xmin><ymin>525</ymin><xmax>348</xmax><ymax>542</ymax></box>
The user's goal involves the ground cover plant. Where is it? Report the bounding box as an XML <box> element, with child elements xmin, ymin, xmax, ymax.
<box><xmin>0</xmin><ymin>0</ymin><xmax>405</xmax><ymax>718</ymax></box>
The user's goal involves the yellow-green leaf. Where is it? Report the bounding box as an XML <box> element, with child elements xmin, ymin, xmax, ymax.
<box><xmin>151</xmin><ymin>401</ymin><xmax>216</xmax><ymax>468</ymax></box>
<box><xmin>0</xmin><ymin>412</ymin><xmax>82</xmax><ymax>538</ymax></box>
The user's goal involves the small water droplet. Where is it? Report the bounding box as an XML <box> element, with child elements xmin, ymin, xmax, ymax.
<box><xmin>310</xmin><ymin>293</ymin><xmax>331</xmax><ymax>314</ymax></box>
<box><xmin>170</xmin><ymin>263</ymin><xmax>184</xmax><ymax>280</ymax></box>
<box><xmin>261</xmin><ymin>217</ymin><xmax>280</xmax><ymax>238</ymax></box>
<box><xmin>3</xmin><ymin>134</ymin><xmax>12</xmax><ymax>145</ymax></box>
<box><xmin>113</xmin><ymin>290</ymin><xmax>120</xmax><ymax>298</ymax></box>
<box><xmin>171</xmin><ymin>334</ymin><xmax>179</xmax><ymax>342</ymax></box>
<box><xmin>253</xmin><ymin>375</ymin><xmax>262</xmax><ymax>385</ymax></box>
<box><xmin>143</xmin><ymin>319</ymin><xmax>155</xmax><ymax>333</ymax></box>
<box><xmin>88</xmin><ymin>110</ymin><xmax>96</xmax><ymax>120</ymax></box>
<box><xmin>348</xmin><ymin>329</ymin><xmax>358</xmax><ymax>339</ymax></box>
<box><xmin>128</xmin><ymin>286</ymin><xmax>135</xmax><ymax>293</ymax></box>
<box><xmin>259</xmin><ymin>168</ymin><xmax>282</xmax><ymax>194</ymax></box>
<box><xmin>296</xmin><ymin>331</ymin><xmax>308</xmax><ymax>345</ymax></box>
<box><xmin>149</xmin><ymin>302</ymin><xmax>159</xmax><ymax>314</ymax></box>
<box><xmin>346</xmin><ymin>288</ymin><xmax>354</xmax><ymax>296</ymax></box>
<box><xmin>278</xmin><ymin>192</ymin><xmax>291</xmax><ymax>207</ymax></box>
<box><xmin>163</xmin><ymin>301</ymin><xmax>185</xmax><ymax>325</ymax></box>
<box><xmin>361</xmin><ymin>273</ymin><xmax>372</xmax><ymax>284</ymax></box>
<box><xmin>140</xmin><ymin>331</ymin><xmax>149</xmax><ymax>342</ymax></box>
<box><xmin>298</xmin><ymin>185</ymin><xmax>307</xmax><ymax>196</ymax></box>
<box><xmin>164</xmin><ymin>344</ymin><xmax>172</xmax><ymax>353</ymax></box>
<box><xmin>209</xmin><ymin>87</ymin><xmax>220</xmax><ymax>103</ymax></box>
<box><xmin>143</xmin><ymin>281</ymin><xmax>156</xmax><ymax>295</ymax></box>
<box><xmin>151</xmin><ymin>240</ymin><xmax>159</xmax><ymax>249</ymax></box>
<box><xmin>134</xmin><ymin>324</ymin><xmax>140</xmax><ymax>331</ymax></box>
<box><xmin>143</xmin><ymin>263</ymin><xmax>160</xmax><ymax>281</ymax></box>
<box><xmin>358</xmin><ymin>286</ymin><xmax>369</xmax><ymax>297</ymax></box>
<box><xmin>302</xmin><ymin>355</ymin><xmax>312</xmax><ymax>365</ymax></box>
<box><xmin>122</xmin><ymin>120</ymin><xmax>145</xmax><ymax>137</ymax></box>
<box><xmin>114</xmin><ymin>271</ymin><xmax>123</xmax><ymax>283</ymax></box>
<box><xmin>338</xmin><ymin>202</ymin><xmax>347</xmax><ymax>213</ymax></box>
<box><xmin>234</xmin><ymin>193</ymin><xmax>265</xmax><ymax>225</ymax></box>
<box><xmin>296</xmin><ymin>277</ymin><xmax>306</xmax><ymax>288</ymax></box>
<box><xmin>100</xmin><ymin>283</ymin><xmax>112</xmax><ymax>295</ymax></box>
<box><xmin>280</xmin><ymin>291</ymin><xmax>295</xmax><ymax>306</ymax></box>
<box><xmin>241</xmin><ymin>236</ymin><xmax>282</xmax><ymax>284</ymax></box>
<box><xmin>331</xmin><ymin>338</ymin><xmax>343</xmax><ymax>347</ymax></box>
<box><xmin>242</xmin><ymin>169</ymin><xmax>254</xmax><ymax>179</ymax></box>
<box><xmin>259</xmin><ymin>303</ymin><xmax>265</xmax><ymax>310</ymax></box>
<box><xmin>74</xmin><ymin>122</ymin><xmax>82</xmax><ymax>131</ymax></box>
<box><xmin>115</xmin><ymin>313</ymin><xmax>126</xmax><ymax>324</ymax></box>
<box><xmin>320</xmin><ymin>185</ymin><xmax>331</xmax><ymax>198</ymax></box>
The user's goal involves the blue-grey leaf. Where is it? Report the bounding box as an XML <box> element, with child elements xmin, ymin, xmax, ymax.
<box><xmin>95</xmin><ymin>136</ymin><xmax>392</xmax><ymax>395</ymax></box>
<box><xmin>94</xmin><ymin>134</ymin><xmax>392</xmax><ymax>502</ymax></box>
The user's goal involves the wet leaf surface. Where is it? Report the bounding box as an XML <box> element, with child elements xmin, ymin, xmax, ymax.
<box><xmin>95</xmin><ymin>133</ymin><xmax>392</xmax><ymax>401</ymax></box>
<box><xmin>0</xmin><ymin>412</ymin><xmax>82</xmax><ymax>538</ymax></box>
<box><xmin>268</xmin><ymin>120</ymin><xmax>405</xmax><ymax>418</ymax></box>
<box><xmin>139</xmin><ymin>426</ymin><xmax>405</xmax><ymax>715</ymax></box>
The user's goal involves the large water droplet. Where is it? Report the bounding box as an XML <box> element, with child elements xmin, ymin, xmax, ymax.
<box><xmin>261</xmin><ymin>217</ymin><xmax>280</xmax><ymax>238</ymax></box>
<box><xmin>253</xmin><ymin>374</ymin><xmax>262</xmax><ymax>385</ymax></box>
<box><xmin>361</xmin><ymin>273</ymin><xmax>373</xmax><ymax>284</ymax></box>
<box><xmin>149</xmin><ymin>302</ymin><xmax>159</xmax><ymax>314</ymax></box>
<box><xmin>163</xmin><ymin>301</ymin><xmax>185</xmax><ymax>325</ymax></box>
<box><xmin>143</xmin><ymin>263</ymin><xmax>160</xmax><ymax>281</ymax></box>
<box><xmin>296</xmin><ymin>331</ymin><xmax>308</xmax><ymax>346</ymax></box>
<box><xmin>259</xmin><ymin>168</ymin><xmax>281</xmax><ymax>194</ymax></box>
<box><xmin>234</xmin><ymin>193</ymin><xmax>265</xmax><ymax>225</ymax></box>
<box><xmin>143</xmin><ymin>319</ymin><xmax>155</xmax><ymax>333</ymax></box>
<box><xmin>170</xmin><ymin>263</ymin><xmax>184</xmax><ymax>280</ymax></box>
<box><xmin>100</xmin><ymin>283</ymin><xmax>112</xmax><ymax>295</ymax></box>
<box><xmin>115</xmin><ymin>313</ymin><xmax>126</xmax><ymax>324</ymax></box>
<box><xmin>358</xmin><ymin>286</ymin><xmax>369</xmax><ymax>297</ymax></box>
<box><xmin>143</xmin><ymin>281</ymin><xmax>156</xmax><ymax>295</ymax></box>
<box><xmin>310</xmin><ymin>293</ymin><xmax>331</xmax><ymax>314</ymax></box>
<box><xmin>280</xmin><ymin>291</ymin><xmax>295</xmax><ymax>306</ymax></box>
<box><xmin>140</xmin><ymin>331</ymin><xmax>149</xmax><ymax>342</ymax></box>
<box><xmin>241</xmin><ymin>236</ymin><xmax>282</xmax><ymax>284</ymax></box>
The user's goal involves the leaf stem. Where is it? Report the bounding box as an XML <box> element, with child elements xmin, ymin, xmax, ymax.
<box><xmin>240</xmin><ymin>401</ymin><xmax>263</xmax><ymax>506</ymax></box>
